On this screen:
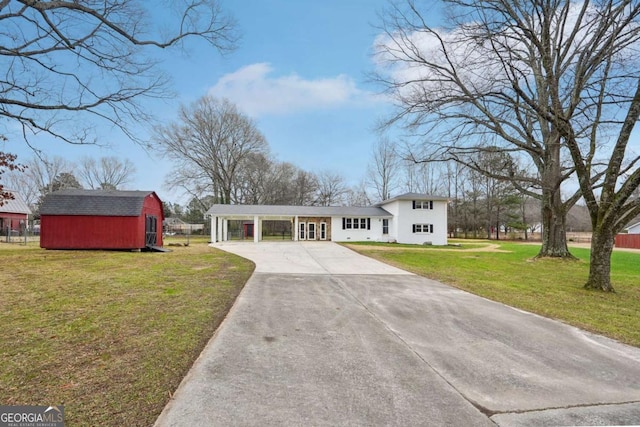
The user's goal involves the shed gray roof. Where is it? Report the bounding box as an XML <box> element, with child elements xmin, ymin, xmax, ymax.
<box><xmin>206</xmin><ymin>204</ymin><xmax>392</xmax><ymax>218</ymax></box>
<box><xmin>40</xmin><ymin>189</ymin><xmax>156</xmax><ymax>216</ymax></box>
<box><xmin>0</xmin><ymin>190</ymin><xmax>31</xmax><ymax>215</ymax></box>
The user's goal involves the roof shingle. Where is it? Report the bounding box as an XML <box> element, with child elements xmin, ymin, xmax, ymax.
<box><xmin>40</xmin><ymin>189</ymin><xmax>155</xmax><ymax>216</ymax></box>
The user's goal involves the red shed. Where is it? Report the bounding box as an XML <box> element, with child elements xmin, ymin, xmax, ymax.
<box><xmin>40</xmin><ymin>189</ymin><xmax>164</xmax><ymax>250</ymax></box>
<box><xmin>0</xmin><ymin>190</ymin><xmax>31</xmax><ymax>233</ymax></box>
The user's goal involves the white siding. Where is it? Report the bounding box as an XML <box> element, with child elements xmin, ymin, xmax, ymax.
<box><xmin>330</xmin><ymin>217</ymin><xmax>386</xmax><ymax>242</ymax></box>
<box><xmin>379</xmin><ymin>199</ymin><xmax>448</xmax><ymax>245</ymax></box>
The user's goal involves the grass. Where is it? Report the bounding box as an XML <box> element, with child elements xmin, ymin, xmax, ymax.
<box><xmin>0</xmin><ymin>239</ymin><xmax>254</xmax><ymax>426</ymax></box>
<box><xmin>345</xmin><ymin>240</ymin><xmax>640</xmax><ymax>347</ymax></box>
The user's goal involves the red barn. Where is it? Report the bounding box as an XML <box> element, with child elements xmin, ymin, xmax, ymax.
<box><xmin>40</xmin><ymin>189</ymin><xmax>164</xmax><ymax>250</ymax></box>
<box><xmin>0</xmin><ymin>190</ymin><xmax>31</xmax><ymax>233</ymax></box>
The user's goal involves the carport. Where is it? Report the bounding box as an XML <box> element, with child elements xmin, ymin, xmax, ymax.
<box><xmin>212</xmin><ymin>213</ymin><xmax>295</xmax><ymax>243</ymax></box>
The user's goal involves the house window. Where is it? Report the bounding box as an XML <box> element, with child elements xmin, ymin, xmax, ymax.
<box><xmin>412</xmin><ymin>200</ymin><xmax>433</xmax><ymax>210</ymax></box>
<box><xmin>342</xmin><ymin>218</ymin><xmax>371</xmax><ymax>230</ymax></box>
<box><xmin>382</xmin><ymin>219</ymin><xmax>389</xmax><ymax>235</ymax></box>
<box><xmin>412</xmin><ymin>224</ymin><xmax>433</xmax><ymax>233</ymax></box>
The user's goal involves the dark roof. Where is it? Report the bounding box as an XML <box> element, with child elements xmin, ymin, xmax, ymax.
<box><xmin>0</xmin><ymin>190</ymin><xmax>31</xmax><ymax>215</ymax></box>
<box><xmin>40</xmin><ymin>189</ymin><xmax>158</xmax><ymax>217</ymax></box>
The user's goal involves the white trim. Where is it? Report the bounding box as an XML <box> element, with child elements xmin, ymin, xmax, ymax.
<box><xmin>320</xmin><ymin>222</ymin><xmax>327</xmax><ymax>240</ymax></box>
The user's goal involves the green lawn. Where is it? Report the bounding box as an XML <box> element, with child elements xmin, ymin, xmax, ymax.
<box><xmin>345</xmin><ymin>240</ymin><xmax>640</xmax><ymax>347</ymax></box>
<box><xmin>0</xmin><ymin>241</ymin><xmax>254</xmax><ymax>426</ymax></box>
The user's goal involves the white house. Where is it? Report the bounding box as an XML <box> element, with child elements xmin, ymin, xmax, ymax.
<box><xmin>625</xmin><ymin>222</ymin><xmax>640</xmax><ymax>234</ymax></box>
<box><xmin>206</xmin><ymin>193</ymin><xmax>449</xmax><ymax>245</ymax></box>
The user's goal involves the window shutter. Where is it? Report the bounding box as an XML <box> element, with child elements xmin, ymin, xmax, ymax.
<box><xmin>429</xmin><ymin>200</ymin><xmax>433</xmax><ymax>210</ymax></box>
<box><xmin>412</xmin><ymin>224</ymin><xmax>416</xmax><ymax>233</ymax></box>
<box><xmin>412</xmin><ymin>200</ymin><xmax>416</xmax><ymax>209</ymax></box>
<box><xmin>430</xmin><ymin>224</ymin><xmax>434</xmax><ymax>233</ymax></box>
<box><xmin>342</xmin><ymin>218</ymin><xmax>346</xmax><ymax>230</ymax></box>
<box><xmin>367</xmin><ymin>218</ymin><xmax>371</xmax><ymax>230</ymax></box>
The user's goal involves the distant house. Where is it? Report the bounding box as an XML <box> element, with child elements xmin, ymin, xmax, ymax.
<box><xmin>626</xmin><ymin>222</ymin><xmax>640</xmax><ymax>234</ymax></box>
<box><xmin>40</xmin><ymin>189</ymin><xmax>164</xmax><ymax>250</ymax></box>
<box><xmin>163</xmin><ymin>217</ymin><xmax>205</xmax><ymax>234</ymax></box>
<box><xmin>206</xmin><ymin>193</ymin><xmax>449</xmax><ymax>245</ymax></box>
<box><xmin>616</xmin><ymin>222</ymin><xmax>640</xmax><ymax>249</ymax></box>
<box><xmin>0</xmin><ymin>190</ymin><xmax>31</xmax><ymax>233</ymax></box>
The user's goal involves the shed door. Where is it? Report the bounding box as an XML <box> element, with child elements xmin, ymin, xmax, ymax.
<box><xmin>146</xmin><ymin>215</ymin><xmax>158</xmax><ymax>246</ymax></box>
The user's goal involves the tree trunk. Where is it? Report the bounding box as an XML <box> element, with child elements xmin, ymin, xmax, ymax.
<box><xmin>584</xmin><ymin>227</ymin><xmax>615</xmax><ymax>292</ymax></box>
<box><xmin>537</xmin><ymin>186</ymin><xmax>574</xmax><ymax>258</ymax></box>
<box><xmin>537</xmin><ymin>137</ymin><xmax>574</xmax><ymax>258</ymax></box>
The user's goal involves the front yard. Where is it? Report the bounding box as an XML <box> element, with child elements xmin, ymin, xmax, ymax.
<box><xmin>0</xmin><ymin>240</ymin><xmax>254</xmax><ymax>426</ymax></box>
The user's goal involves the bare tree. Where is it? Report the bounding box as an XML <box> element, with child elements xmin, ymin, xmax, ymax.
<box><xmin>346</xmin><ymin>180</ymin><xmax>373</xmax><ymax>206</ymax></box>
<box><xmin>315</xmin><ymin>170</ymin><xmax>348</xmax><ymax>206</ymax></box>
<box><xmin>155</xmin><ymin>96</ymin><xmax>269</xmax><ymax>204</ymax></box>
<box><xmin>367</xmin><ymin>137</ymin><xmax>400</xmax><ymax>202</ymax></box>
<box><xmin>375</xmin><ymin>1</ymin><xmax>580</xmax><ymax>257</ymax></box>
<box><xmin>376</xmin><ymin>0</ymin><xmax>640</xmax><ymax>290</ymax></box>
<box><xmin>78</xmin><ymin>156</ymin><xmax>136</xmax><ymax>190</ymax></box>
<box><xmin>291</xmin><ymin>170</ymin><xmax>319</xmax><ymax>206</ymax></box>
<box><xmin>0</xmin><ymin>0</ymin><xmax>237</xmax><ymax>146</ymax></box>
<box><xmin>9</xmin><ymin>154</ymin><xmax>75</xmax><ymax>211</ymax></box>
<box><xmin>402</xmin><ymin>160</ymin><xmax>446</xmax><ymax>195</ymax></box>
<box><xmin>265</xmin><ymin>162</ymin><xmax>311</xmax><ymax>205</ymax></box>
<box><xmin>234</xmin><ymin>154</ymin><xmax>308</xmax><ymax>205</ymax></box>
<box><xmin>445</xmin><ymin>161</ymin><xmax>464</xmax><ymax>237</ymax></box>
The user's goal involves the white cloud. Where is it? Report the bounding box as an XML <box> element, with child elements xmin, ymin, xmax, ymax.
<box><xmin>208</xmin><ymin>63</ymin><xmax>380</xmax><ymax>117</ymax></box>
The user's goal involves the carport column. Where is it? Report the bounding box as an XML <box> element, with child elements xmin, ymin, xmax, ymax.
<box><xmin>211</xmin><ymin>216</ymin><xmax>217</xmax><ymax>242</ymax></box>
<box><xmin>216</xmin><ymin>217</ymin><xmax>223</xmax><ymax>242</ymax></box>
<box><xmin>254</xmin><ymin>215</ymin><xmax>260</xmax><ymax>243</ymax></box>
<box><xmin>294</xmin><ymin>216</ymin><xmax>299</xmax><ymax>241</ymax></box>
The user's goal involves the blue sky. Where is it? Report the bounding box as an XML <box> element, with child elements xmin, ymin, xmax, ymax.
<box><xmin>5</xmin><ymin>0</ymin><xmax>439</xmax><ymax>205</ymax></box>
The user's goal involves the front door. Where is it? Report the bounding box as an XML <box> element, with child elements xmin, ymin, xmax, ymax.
<box><xmin>145</xmin><ymin>215</ymin><xmax>157</xmax><ymax>246</ymax></box>
<box><xmin>307</xmin><ymin>222</ymin><xmax>316</xmax><ymax>240</ymax></box>
<box><xmin>299</xmin><ymin>222</ymin><xmax>306</xmax><ymax>240</ymax></box>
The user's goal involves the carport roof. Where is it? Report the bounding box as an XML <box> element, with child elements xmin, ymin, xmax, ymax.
<box><xmin>206</xmin><ymin>204</ymin><xmax>392</xmax><ymax>218</ymax></box>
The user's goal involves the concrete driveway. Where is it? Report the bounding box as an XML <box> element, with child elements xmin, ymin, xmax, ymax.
<box><xmin>155</xmin><ymin>242</ymin><xmax>640</xmax><ymax>426</ymax></box>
